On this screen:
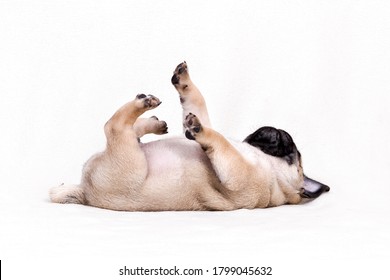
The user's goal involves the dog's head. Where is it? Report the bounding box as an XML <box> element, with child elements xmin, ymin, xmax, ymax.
<box><xmin>244</xmin><ymin>126</ymin><xmax>330</xmax><ymax>199</ymax></box>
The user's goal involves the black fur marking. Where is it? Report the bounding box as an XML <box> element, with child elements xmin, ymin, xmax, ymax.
<box><xmin>171</xmin><ymin>74</ymin><xmax>179</xmax><ymax>85</ymax></box>
<box><xmin>244</xmin><ymin>126</ymin><xmax>298</xmax><ymax>165</ymax></box>
<box><xmin>185</xmin><ymin>130</ymin><xmax>196</xmax><ymax>140</ymax></box>
<box><xmin>137</xmin><ymin>94</ymin><xmax>147</xmax><ymax>99</ymax></box>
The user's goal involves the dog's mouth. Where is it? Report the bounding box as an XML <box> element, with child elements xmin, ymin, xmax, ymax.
<box><xmin>300</xmin><ymin>175</ymin><xmax>330</xmax><ymax>199</ymax></box>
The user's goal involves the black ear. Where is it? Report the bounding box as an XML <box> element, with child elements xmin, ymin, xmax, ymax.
<box><xmin>244</xmin><ymin>126</ymin><xmax>298</xmax><ymax>164</ymax></box>
<box><xmin>300</xmin><ymin>175</ymin><xmax>330</xmax><ymax>199</ymax></box>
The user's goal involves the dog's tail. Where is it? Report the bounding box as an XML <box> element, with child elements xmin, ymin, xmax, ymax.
<box><xmin>49</xmin><ymin>184</ymin><xmax>85</xmax><ymax>205</ymax></box>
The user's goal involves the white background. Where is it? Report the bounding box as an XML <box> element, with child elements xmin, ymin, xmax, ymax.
<box><xmin>1</xmin><ymin>0</ymin><xmax>390</xmax><ymax>279</ymax></box>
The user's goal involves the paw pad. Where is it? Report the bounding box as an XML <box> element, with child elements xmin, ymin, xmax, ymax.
<box><xmin>171</xmin><ymin>61</ymin><xmax>188</xmax><ymax>86</ymax></box>
<box><xmin>136</xmin><ymin>94</ymin><xmax>161</xmax><ymax>109</ymax></box>
<box><xmin>184</xmin><ymin>113</ymin><xmax>202</xmax><ymax>140</ymax></box>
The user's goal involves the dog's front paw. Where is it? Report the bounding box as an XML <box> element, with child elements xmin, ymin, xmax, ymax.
<box><xmin>171</xmin><ymin>61</ymin><xmax>189</xmax><ymax>86</ymax></box>
<box><xmin>135</xmin><ymin>94</ymin><xmax>162</xmax><ymax>110</ymax></box>
<box><xmin>184</xmin><ymin>113</ymin><xmax>202</xmax><ymax>140</ymax></box>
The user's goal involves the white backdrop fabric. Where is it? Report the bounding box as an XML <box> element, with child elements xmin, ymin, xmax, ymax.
<box><xmin>1</xmin><ymin>0</ymin><xmax>389</xmax><ymax>279</ymax></box>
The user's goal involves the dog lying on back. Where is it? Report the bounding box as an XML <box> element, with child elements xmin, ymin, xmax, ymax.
<box><xmin>50</xmin><ymin>62</ymin><xmax>329</xmax><ymax>211</ymax></box>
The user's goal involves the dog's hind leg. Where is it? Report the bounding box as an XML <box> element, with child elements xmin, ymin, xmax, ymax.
<box><xmin>171</xmin><ymin>62</ymin><xmax>212</xmax><ymax>129</ymax></box>
<box><xmin>100</xmin><ymin>93</ymin><xmax>161</xmax><ymax>185</ymax></box>
<box><xmin>183</xmin><ymin>113</ymin><xmax>271</xmax><ymax>208</ymax></box>
<box><xmin>83</xmin><ymin>94</ymin><xmax>162</xmax><ymax>210</ymax></box>
<box><xmin>50</xmin><ymin>94</ymin><xmax>162</xmax><ymax>210</ymax></box>
<box><xmin>104</xmin><ymin>94</ymin><xmax>162</xmax><ymax>140</ymax></box>
<box><xmin>133</xmin><ymin>116</ymin><xmax>168</xmax><ymax>139</ymax></box>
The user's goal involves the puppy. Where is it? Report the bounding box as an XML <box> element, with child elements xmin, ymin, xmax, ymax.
<box><xmin>50</xmin><ymin>62</ymin><xmax>329</xmax><ymax>211</ymax></box>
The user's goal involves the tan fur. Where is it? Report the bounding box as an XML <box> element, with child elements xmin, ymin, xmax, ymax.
<box><xmin>50</xmin><ymin>62</ymin><xmax>304</xmax><ymax>211</ymax></box>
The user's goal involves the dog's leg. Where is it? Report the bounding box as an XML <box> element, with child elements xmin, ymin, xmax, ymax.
<box><xmin>87</xmin><ymin>94</ymin><xmax>162</xmax><ymax>209</ymax></box>
<box><xmin>133</xmin><ymin>116</ymin><xmax>168</xmax><ymax>139</ymax></box>
<box><xmin>184</xmin><ymin>113</ymin><xmax>270</xmax><ymax>208</ymax></box>
<box><xmin>104</xmin><ymin>94</ymin><xmax>161</xmax><ymax>140</ymax></box>
<box><xmin>50</xmin><ymin>94</ymin><xmax>161</xmax><ymax>208</ymax></box>
<box><xmin>171</xmin><ymin>62</ymin><xmax>212</xmax><ymax>129</ymax></box>
<box><xmin>102</xmin><ymin>93</ymin><xmax>161</xmax><ymax>178</ymax></box>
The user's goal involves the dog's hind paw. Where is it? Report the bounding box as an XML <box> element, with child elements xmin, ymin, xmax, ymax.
<box><xmin>184</xmin><ymin>113</ymin><xmax>202</xmax><ymax>140</ymax></box>
<box><xmin>150</xmin><ymin>116</ymin><xmax>168</xmax><ymax>135</ymax></box>
<box><xmin>135</xmin><ymin>94</ymin><xmax>162</xmax><ymax>110</ymax></box>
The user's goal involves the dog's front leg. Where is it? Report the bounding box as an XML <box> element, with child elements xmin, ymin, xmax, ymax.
<box><xmin>183</xmin><ymin>113</ymin><xmax>271</xmax><ymax>208</ymax></box>
<box><xmin>171</xmin><ymin>62</ymin><xmax>212</xmax><ymax>130</ymax></box>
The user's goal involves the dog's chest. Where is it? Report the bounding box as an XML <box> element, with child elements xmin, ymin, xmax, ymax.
<box><xmin>229</xmin><ymin>140</ymin><xmax>272</xmax><ymax>169</ymax></box>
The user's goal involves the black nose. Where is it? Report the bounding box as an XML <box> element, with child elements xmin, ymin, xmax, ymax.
<box><xmin>300</xmin><ymin>175</ymin><xmax>330</xmax><ymax>199</ymax></box>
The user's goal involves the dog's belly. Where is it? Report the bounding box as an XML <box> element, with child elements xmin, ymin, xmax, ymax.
<box><xmin>137</xmin><ymin>137</ymin><xmax>221</xmax><ymax>210</ymax></box>
<box><xmin>141</xmin><ymin>137</ymin><xmax>208</xmax><ymax>176</ymax></box>
<box><xmin>134</xmin><ymin>137</ymin><xmax>298</xmax><ymax>210</ymax></box>
<box><xmin>141</xmin><ymin>137</ymin><xmax>201</xmax><ymax>176</ymax></box>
